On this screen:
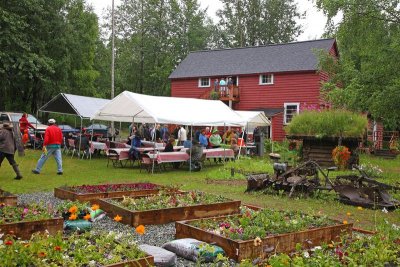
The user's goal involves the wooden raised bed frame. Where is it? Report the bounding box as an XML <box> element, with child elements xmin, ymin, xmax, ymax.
<box><xmin>175</xmin><ymin>207</ymin><xmax>353</xmax><ymax>261</ymax></box>
<box><xmin>0</xmin><ymin>218</ymin><xmax>64</xmax><ymax>240</ymax></box>
<box><xmin>106</xmin><ymin>255</ymin><xmax>154</xmax><ymax>267</ymax></box>
<box><xmin>97</xmin><ymin>195</ymin><xmax>241</xmax><ymax>226</ymax></box>
<box><xmin>54</xmin><ymin>183</ymin><xmax>162</xmax><ymax>203</ymax></box>
<box><xmin>0</xmin><ymin>189</ymin><xmax>17</xmax><ymax>206</ymax></box>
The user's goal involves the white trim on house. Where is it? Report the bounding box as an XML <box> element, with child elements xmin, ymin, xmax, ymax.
<box><xmin>259</xmin><ymin>74</ymin><xmax>274</xmax><ymax>85</ymax></box>
<box><xmin>284</xmin><ymin>102</ymin><xmax>299</xmax><ymax>125</ymax></box>
<box><xmin>198</xmin><ymin>77</ymin><xmax>211</xmax><ymax>88</ymax></box>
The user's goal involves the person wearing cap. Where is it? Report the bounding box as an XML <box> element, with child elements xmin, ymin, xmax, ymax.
<box><xmin>209</xmin><ymin>129</ymin><xmax>222</xmax><ymax>148</ymax></box>
<box><xmin>0</xmin><ymin>122</ymin><xmax>23</xmax><ymax>179</ymax></box>
<box><xmin>32</xmin><ymin>119</ymin><xmax>63</xmax><ymax>175</ymax></box>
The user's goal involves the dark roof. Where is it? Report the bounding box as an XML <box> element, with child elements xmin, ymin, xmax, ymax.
<box><xmin>169</xmin><ymin>39</ymin><xmax>336</xmax><ymax>79</ymax></box>
<box><xmin>256</xmin><ymin>108</ymin><xmax>284</xmax><ymax>117</ymax></box>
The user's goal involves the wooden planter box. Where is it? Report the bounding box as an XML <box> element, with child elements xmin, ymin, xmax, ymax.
<box><xmin>54</xmin><ymin>183</ymin><xmax>162</xmax><ymax>203</ymax></box>
<box><xmin>0</xmin><ymin>189</ymin><xmax>17</xmax><ymax>206</ymax></box>
<box><xmin>175</xmin><ymin>214</ymin><xmax>353</xmax><ymax>261</ymax></box>
<box><xmin>98</xmin><ymin>195</ymin><xmax>241</xmax><ymax>226</ymax></box>
<box><xmin>0</xmin><ymin>218</ymin><xmax>64</xmax><ymax>240</ymax></box>
<box><xmin>105</xmin><ymin>255</ymin><xmax>154</xmax><ymax>267</ymax></box>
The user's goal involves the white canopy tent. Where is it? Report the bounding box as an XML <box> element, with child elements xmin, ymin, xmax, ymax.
<box><xmin>91</xmin><ymin>91</ymin><xmax>246</xmax><ymax>126</ymax></box>
<box><xmin>235</xmin><ymin>110</ymin><xmax>271</xmax><ymax>126</ymax></box>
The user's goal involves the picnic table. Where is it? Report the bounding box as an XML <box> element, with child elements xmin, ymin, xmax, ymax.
<box><xmin>203</xmin><ymin>148</ymin><xmax>235</xmax><ymax>159</ymax></box>
<box><xmin>90</xmin><ymin>141</ymin><xmax>107</xmax><ymax>150</ymax></box>
<box><xmin>148</xmin><ymin>151</ymin><xmax>190</xmax><ymax>163</ymax></box>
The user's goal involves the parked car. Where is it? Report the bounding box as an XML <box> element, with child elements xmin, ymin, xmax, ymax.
<box><xmin>83</xmin><ymin>124</ymin><xmax>111</xmax><ymax>139</ymax></box>
<box><xmin>58</xmin><ymin>124</ymin><xmax>80</xmax><ymax>137</ymax></box>
<box><xmin>0</xmin><ymin>112</ymin><xmax>48</xmax><ymax>134</ymax></box>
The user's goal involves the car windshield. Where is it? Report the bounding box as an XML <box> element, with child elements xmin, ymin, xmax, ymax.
<box><xmin>10</xmin><ymin>114</ymin><xmax>42</xmax><ymax>124</ymax></box>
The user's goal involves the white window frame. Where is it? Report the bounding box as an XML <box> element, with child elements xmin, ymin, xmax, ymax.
<box><xmin>284</xmin><ymin>103</ymin><xmax>299</xmax><ymax>125</ymax></box>
<box><xmin>198</xmin><ymin>77</ymin><xmax>211</xmax><ymax>88</ymax></box>
<box><xmin>259</xmin><ymin>74</ymin><xmax>274</xmax><ymax>85</ymax></box>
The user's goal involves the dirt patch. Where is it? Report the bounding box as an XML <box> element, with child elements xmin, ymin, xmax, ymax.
<box><xmin>206</xmin><ymin>179</ymin><xmax>247</xmax><ymax>186</ymax></box>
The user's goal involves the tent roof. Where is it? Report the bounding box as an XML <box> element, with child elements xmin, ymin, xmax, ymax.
<box><xmin>39</xmin><ymin>93</ymin><xmax>110</xmax><ymax>119</ymax></box>
<box><xmin>92</xmin><ymin>91</ymin><xmax>246</xmax><ymax>126</ymax></box>
<box><xmin>235</xmin><ymin>110</ymin><xmax>271</xmax><ymax>126</ymax></box>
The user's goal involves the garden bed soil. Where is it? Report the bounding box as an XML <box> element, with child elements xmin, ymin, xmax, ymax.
<box><xmin>175</xmin><ymin>211</ymin><xmax>353</xmax><ymax>261</ymax></box>
<box><xmin>0</xmin><ymin>189</ymin><xmax>17</xmax><ymax>206</ymax></box>
<box><xmin>105</xmin><ymin>255</ymin><xmax>154</xmax><ymax>267</ymax></box>
<box><xmin>54</xmin><ymin>183</ymin><xmax>162</xmax><ymax>203</ymax></box>
<box><xmin>0</xmin><ymin>218</ymin><xmax>64</xmax><ymax>240</ymax></box>
<box><xmin>97</xmin><ymin>195</ymin><xmax>241</xmax><ymax>226</ymax></box>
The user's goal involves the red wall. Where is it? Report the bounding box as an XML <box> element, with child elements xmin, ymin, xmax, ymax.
<box><xmin>171</xmin><ymin>71</ymin><xmax>322</xmax><ymax>141</ymax></box>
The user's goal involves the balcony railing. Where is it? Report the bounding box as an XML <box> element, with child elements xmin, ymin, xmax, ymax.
<box><xmin>198</xmin><ymin>86</ymin><xmax>240</xmax><ymax>102</ymax></box>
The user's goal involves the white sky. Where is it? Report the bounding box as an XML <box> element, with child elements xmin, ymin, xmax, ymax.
<box><xmin>87</xmin><ymin>0</ymin><xmax>327</xmax><ymax>41</ymax></box>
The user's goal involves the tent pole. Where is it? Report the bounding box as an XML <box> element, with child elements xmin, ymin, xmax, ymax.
<box><xmin>78</xmin><ymin>117</ymin><xmax>82</xmax><ymax>157</ymax></box>
<box><xmin>189</xmin><ymin>125</ymin><xmax>192</xmax><ymax>172</ymax></box>
<box><xmin>237</xmin><ymin>127</ymin><xmax>245</xmax><ymax>160</ymax></box>
<box><xmin>151</xmin><ymin>123</ymin><xmax>156</xmax><ymax>174</ymax></box>
<box><xmin>223</xmin><ymin>123</ymin><xmax>226</xmax><ymax>164</ymax></box>
<box><xmin>119</xmin><ymin>121</ymin><xmax>122</xmax><ymax>142</ymax></box>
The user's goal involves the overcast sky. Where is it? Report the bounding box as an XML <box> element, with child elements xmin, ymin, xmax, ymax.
<box><xmin>87</xmin><ymin>0</ymin><xmax>327</xmax><ymax>41</ymax></box>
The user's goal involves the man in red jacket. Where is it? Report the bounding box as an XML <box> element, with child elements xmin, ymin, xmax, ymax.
<box><xmin>32</xmin><ymin>119</ymin><xmax>63</xmax><ymax>175</ymax></box>
<box><xmin>19</xmin><ymin>113</ymin><xmax>35</xmax><ymax>134</ymax></box>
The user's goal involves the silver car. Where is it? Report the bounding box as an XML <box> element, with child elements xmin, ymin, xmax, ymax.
<box><xmin>0</xmin><ymin>112</ymin><xmax>48</xmax><ymax>133</ymax></box>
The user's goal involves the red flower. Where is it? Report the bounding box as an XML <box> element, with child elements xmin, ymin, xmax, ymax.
<box><xmin>38</xmin><ymin>252</ymin><xmax>47</xmax><ymax>257</ymax></box>
<box><xmin>5</xmin><ymin>240</ymin><xmax>13</xmax><ymax>246</ymax></box>
<box><xmin>54</xmin><ymin>246</ymin><xmax>61</xmax><ymax>251</ymax></box>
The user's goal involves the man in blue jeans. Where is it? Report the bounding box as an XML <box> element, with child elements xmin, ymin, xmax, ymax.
<box><xmin>32</xmin><ymin>119</ymin><xmax>63</xmax><ymax>175</ymax></box>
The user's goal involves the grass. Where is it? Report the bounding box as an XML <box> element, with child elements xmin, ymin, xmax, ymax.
<box><xmin>0</xmin><ymin>149</ymin><xmax>399</xmax><ymax>230</ymax></box>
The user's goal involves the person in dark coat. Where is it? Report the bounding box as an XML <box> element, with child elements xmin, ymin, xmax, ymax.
<box><xmin>0</xmin><ymin>122</ymin><xmax>23</xmax><ymax>179</ymax></box>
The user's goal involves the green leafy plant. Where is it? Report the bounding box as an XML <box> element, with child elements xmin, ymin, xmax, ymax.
<box><xmin>109</xmin><ymin>191</ymin><xmax>230</xmax><ymax>211</ymax></box>
<box><xmin>0</xmin><ymin>231</ymin><xmax>147</xmax><ymax>266</ymax></box>
<box><xmin>0</xmin><ymin>203</ymin><xmax>54</xmax><ymax>224</ymax></box>
<box><xmin>210</xmin><ymin>91</ymin><xmax>220</xmax><ymax>100</ymax></box>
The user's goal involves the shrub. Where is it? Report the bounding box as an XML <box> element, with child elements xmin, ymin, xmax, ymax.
<box><xmin>210</xmin><ymin>91</ymin><xmax>220</xmax><ymax>100</ymax></box>
<box><xmin>332</xmin><ymin>146</ymin><xmax>351</xmax><ymax>169</ymax></box>
<box><xmin>285</xmin><ymin>110</ymin><xmax>368</xmax><ymax>138</ymax></box>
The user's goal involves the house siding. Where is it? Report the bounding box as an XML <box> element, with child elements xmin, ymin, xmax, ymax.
<box><xmin>171</xmin><ymin>71</ymin><xmax>321</xmax><ymax>141</ymax></box>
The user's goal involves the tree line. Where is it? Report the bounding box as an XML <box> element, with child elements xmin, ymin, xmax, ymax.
<box><xmin>1</xmin><ymin>0</ymin><xmax>398</xmax><ymax>129</ymax></box>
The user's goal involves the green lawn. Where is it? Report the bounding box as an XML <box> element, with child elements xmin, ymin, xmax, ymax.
<box><xmin>1</xmin><ymin>150</ymin><xmax>399</xmax><ymax>230</ymax></box>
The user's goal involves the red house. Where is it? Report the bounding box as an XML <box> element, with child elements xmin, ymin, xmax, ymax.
<box><xmin>169</xmin><ymin>39</ymin><xmax>339</xmax><ymax>141</ymax></box>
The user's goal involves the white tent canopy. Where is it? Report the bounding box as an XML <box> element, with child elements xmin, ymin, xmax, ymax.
<box><xmin>39</xmin><ymin>93</ymin><xmax>110</xmax><ymax>119</ymax></box>
<box><xmin>235</xmin><ymin>110</ymin><xmax>270</xmax><ymax>126</ymax></box>
<box><xmin>92</xmin><ymin>91</ymin><xmax>246</xmax><ymax>126</ymax></box>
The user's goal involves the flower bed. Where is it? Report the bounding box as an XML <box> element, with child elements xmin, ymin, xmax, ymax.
<box><xmin>175</xmin><ymin>207</ymin><xmax>353</xmax><ymax>261</ymax></box>
<box><xmin>0</xmin><ymin>203</ymin><xmax>63</xmax><ymax>240</ymax></box>
<box><xmin>0</xmin><ymin>189</ymin><xmax>17</xmax><ymax>206</ymax></box>
<box><xmin>54</xmin><ymin>182</ymin><xmax>162</xmax><ymax>203</ymax></box>
<box><xmin>98</xmin><ymin>191</ymin><xmax>241</xmax><ymax>226</ymax></box>
<box><xmin>0</xmin><ymin>232</ymin><xmax>153</xmax><ymax>266</ymax></box>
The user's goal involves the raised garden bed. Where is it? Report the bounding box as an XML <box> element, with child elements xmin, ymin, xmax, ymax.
<box><xmin>54</xmin><ymin>182</ymin><xmax>161</xmax><ymax>203</ymax></box>
<box><xmin>175</xmin><ymin>207</ymin><xmax>353</xmax><ymax>261</ymax></box>
<box><xmin>0</xmin><ymin>203</ymin><xmax>63</xmax><ymax>239</ymax></box>
<box><xmin>0</xmin><ymin>189</ymin><xmax>17</xmax><ymax>206</ymax></box>
<box><xmin>0</xmin><ymin>232</ymin><xmax>154</xmax><ymax>266</ymax></box>
<box><xmin>98</xmin><ymin>191</ymin><xmax>241</xmax><ymax>226</ymax></box>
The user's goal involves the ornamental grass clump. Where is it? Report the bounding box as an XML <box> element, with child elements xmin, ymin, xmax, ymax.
<box><xmin>110</xmin><ymin>191</ymin><xmax>229</xmax><ymax>211</ymax></box>
<box><xmin>0</xmin><ymin>231</ymin><xmax>147</xmax><ymax>266</ymax></box>
<box><xmin>190</xmin><ymin>208</ymin><xmax>336</xmax><ymax>241</ymax></box>
<box><xmin>285</xmin><ymin>109</ymin><xmax>368</xmax><ymax>139</ymax></box>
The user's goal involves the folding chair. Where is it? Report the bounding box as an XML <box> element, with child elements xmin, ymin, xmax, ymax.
<box><xmin>68</xmin><ymin>139</ymin><xmax>77</xmax><ymax>158</ymax></box>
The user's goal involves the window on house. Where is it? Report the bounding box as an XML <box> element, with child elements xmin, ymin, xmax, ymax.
<box><xmin>284</xmin><ymin>103</ymin><xmax>299</xmax><ymax>124</ymax></box>
<box><xmin>198</xmin><ymin>78</ymin><xmax>210</xmax><ymax>88</ymax></box>
<box><xmin>259</xmin><ymin>74</ymin><xmax>274</xmax><ymax>85</ymax></box>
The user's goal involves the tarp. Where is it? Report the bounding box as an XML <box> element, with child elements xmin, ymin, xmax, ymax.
<box><xmin>39</xmin><ymin>93</ymin><xmax>110</xmax><ymax>119</ymax></box>
<box><xmin>91</xmin><ymin>91</ymin><xmax>246</xmax><ymax>126</ymax></box>
<box><xmin>235</xmin><ymin>110</ymin><xmax>271</xmax><ymax>126</ymax></box>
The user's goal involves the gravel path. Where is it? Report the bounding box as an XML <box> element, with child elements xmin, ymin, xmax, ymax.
<box><xmin>17</xmin><ymin>192</ymin><xmax>235</xmax><ymax>266</ymax></box>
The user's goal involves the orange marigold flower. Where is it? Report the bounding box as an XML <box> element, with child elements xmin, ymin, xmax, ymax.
<box><xmin>346</xmin><ymin>212</ymin><xmax>351</xmax><ymax>216</ymax></box>
<box><xmin>68</xmin><ymin>205</ymin><xmax>78</xmax><ymax>214</ymax></box>
<box><xmin>343</xmin><ymin>220</ymin><xmax>348</xmax><ymax>225</ymax></box>
<box><xmin>328</xmin><ymin>243</ymin><xmax>334</xmax><ymax>248</ymax></box>
<box><xmin>24</xmin><ymin>243</ymin><xmax>30</xmax><ymax>248</ymax></box>
<box><xmin>54</xmin><ymin>246</ymin><xmax>61</xmax><ymax>251</ymax></box>
<box><xmin>83</xmin><ymin>214</ymin><xmax>91</xmax><ymax>220</ymax></box>
<box><xmin>38</xmin><ymin>252</ymin><xmax>47</xmax><ymax>257</ymax></box>
<box><xmin>357</xmin><ymin>206</ymin><xmax>363</xmax><ymax>211</ymax></box>
<box><xmin>91</xmin><ymin>204</ymin><xmax>100</xmax><ymax>211</ymax></box>
<box><xmin>135</xmin><ymin>225</ymin><xmax>145</xmax><ymax>235</ymax></box>
<box><xmin>114</xmin><ymin>215</ymin><xmax>123</xmax><ymax>222</ymax></box>
<box><xmin>69</xmin><ymin>213</ymin><xmax>77</xmax><ymax>220</ymax></box>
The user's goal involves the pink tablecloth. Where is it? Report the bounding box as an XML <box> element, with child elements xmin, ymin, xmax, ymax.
<box><xmin>109</xmin><ymin>148</ymin><xmax>130</xmax><ymax>161</ymax></box>
<box><xmin>203</xmin><ymin>148</ymin><xmax>235</xmax><ymax>159</ymax></box>
<box><xmin>148</xmin><ymin>152</ymin><xmax>189</xmax><ymax>163</ymax></box>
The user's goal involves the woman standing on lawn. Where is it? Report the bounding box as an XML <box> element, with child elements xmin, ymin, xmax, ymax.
<box><xmin>0</xmin><ymin>122</ymin><xmax>23</xmax><ymax>179</ymax></box>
